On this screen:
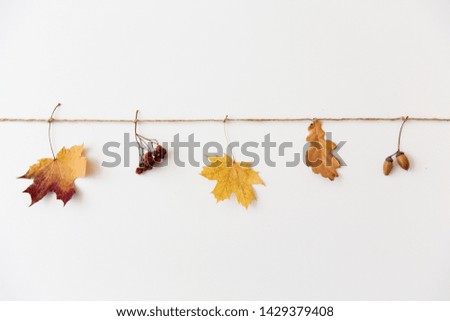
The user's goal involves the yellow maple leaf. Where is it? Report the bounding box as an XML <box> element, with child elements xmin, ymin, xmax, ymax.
<box><xmin>201</xmin><ymin>154</ymin><xmax>264</xmax><ymax>208</ymax></box>
<box><xmin>306</xmin><ymin>120</ymin><xmax>341</xmax><ymax>180</ymax></box>
<box><xmin>19</xmin><ymin>145</ymin><xmax>87</xmax><ymax>206</ymax></box>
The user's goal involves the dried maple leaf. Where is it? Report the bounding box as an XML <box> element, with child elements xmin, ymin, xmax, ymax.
<box><xmin>201</xmin><ymin>154</ymin><xmax>264</xmax><ymax>208</ymax></box>
<box><xmin>305</xmin><ymin>120</ymin><xmax>341</xmax><ymax>180</ymax></box>
<box><xmin>19</xmin><ymin>145</ymin><xmax>87</xmax><ymax>206</ymax></box>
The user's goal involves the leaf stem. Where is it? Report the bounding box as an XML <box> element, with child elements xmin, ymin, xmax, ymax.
<box><xmin>48</xmin><ymin>103</ymin><xmax>61</xmax><ymax>159</ymax></box>
<box><xmin>223</xmin><ymin>115</ymin><xmax>234</xmax><ymax>161</ymax></box>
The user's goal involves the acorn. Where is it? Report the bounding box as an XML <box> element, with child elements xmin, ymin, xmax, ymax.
<box><xmin>383</xmin><ymin>156</ymin><xmax>394</xmax><ymax>176</ymax></box>
<box><xmin>396</xmin><ymin>151</ymin><xmax>410</xmax><ymax>170</ymax></box>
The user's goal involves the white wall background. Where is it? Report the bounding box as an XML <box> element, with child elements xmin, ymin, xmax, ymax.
<box><xmin>0</xmin><ymin>0</ymin><xmax>449</xmax><ymax>300</ymax></box>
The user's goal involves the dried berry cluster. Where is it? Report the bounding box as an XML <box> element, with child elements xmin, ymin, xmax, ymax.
<box><xmin>136</xmin><ymin>145</ymin><xmax>167</xmax><ymax>175</ymax></box>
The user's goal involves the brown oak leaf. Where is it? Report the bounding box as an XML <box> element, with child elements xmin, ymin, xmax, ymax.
<box><xmin>306</xmin><ymin>120</ymin><xmax>341</xmax><ymax>180</ymax></box>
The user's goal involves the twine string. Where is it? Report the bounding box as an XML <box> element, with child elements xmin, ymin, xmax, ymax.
<box><xmin>0</xmin><ymin>117</ymin><xmax>449</xmax><ymax>123</ymax></box>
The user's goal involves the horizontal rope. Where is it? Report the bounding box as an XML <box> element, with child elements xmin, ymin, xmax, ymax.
<box><xmin>0</xmin><ymin>117</ymin><xmax>449</xmax><ymax>123</ymax></box>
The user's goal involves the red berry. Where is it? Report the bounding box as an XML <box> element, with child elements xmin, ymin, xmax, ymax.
<box><xmin>144</xmin><ymin>152</ymin><xmax>154</xmax><ymax>166</ymax></box>
<box><xmin>154</xmin><ymin>145</ymin><xmax>167</xmax><ymax>159</ymax></box>
<box><xmin>136</xmin><ymin>167</ymin><xmax>144</xmax><ymax>175</ymax></box>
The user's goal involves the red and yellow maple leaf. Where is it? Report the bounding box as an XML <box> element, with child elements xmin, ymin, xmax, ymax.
<box><xmin>19</xmin><ymin>145</ymin><xmax>87</xmax><ymax>206</ymax></box>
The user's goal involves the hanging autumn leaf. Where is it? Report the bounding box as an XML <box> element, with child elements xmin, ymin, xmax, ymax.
<box><xmin>305</xmin><ymin>120</ymin><xmax>341</xmax><ymax>180</ymax></box>
<box><xmin>19</xmin><ymin>145</ymin><xmax>87</xmax><ymax>206</ymax></box>
<box><xmin>201</xmin><ymin>154</ymin><xmax>264</xmax><ymax>208</ymax></box>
